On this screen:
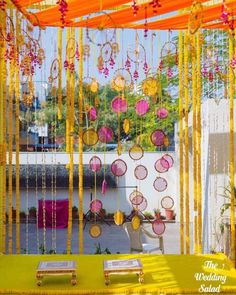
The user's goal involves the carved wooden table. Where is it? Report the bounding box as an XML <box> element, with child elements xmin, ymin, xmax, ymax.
<box><xmin>103</xmin><ymin>258</ymin><xmax>144</xmax><ymax>285</ymax></box>
<box><xmin>36</xmin><ymin>260</ymin><xmax>77</xmax><ymax>286</ymax></box>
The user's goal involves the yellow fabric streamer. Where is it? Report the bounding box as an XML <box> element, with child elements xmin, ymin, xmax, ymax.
<box><xmin>57</xmin><ymin>28</ymin><xmax>63</xmax><ymax>120</ymax></box>
<box><xmin>178</xmin><ymin>30</ymin><xmax>184</xmax><ymax>255</ymax></box>
<box><xmin>15</xmin><ymin>10</ymin><xmax>21</xmax><ymax>254</ymax></box>
<box><xmin>196</xmin><ymin>32</ymin><xmax>202</xmax><ymax>254</ymax></box>
<box><xmin>184</xmin><ymin>30</ymin><xmax>190</xmax><ymax>254</ymax></box>
<box><xmin>78</xmin><ymin>27</ymin><xmax>84</xmax><ymax>254</ymax></box>
<box><xmin>229</xmin><ymin>33</ymin><xmax>235</xmax><ymax>265</ymax></box>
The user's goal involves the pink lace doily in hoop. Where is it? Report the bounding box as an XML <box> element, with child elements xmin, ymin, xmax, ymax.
<box><xmin>152</xmin><ymin>219</ymin><xmax>166</xmax><ymax>235</ymax></box>
<box><xmin>151</xmin><ymin>129</ymin><xmax>166</xmax><ymax>146</ymax></box>
<box><xmin>156</xmin><ymin>107</ymin><xmax>168</xmax><ymax>119</ymax></box>
<box><xmin>134</xmin><ymin>165</ymin><xmax>148</xmax><ymax>180</ymax></box>
<box><xmin>98</xmin><ymin>126</ymin><xmax>113</xmax><ymax>143</ymax></box>
<box><xmin>90</xmin><ymin>199</ymin><xmax>103</xmax><ymax>213</ymax></box>
<box><xmin>111</xmin><ymin>96</ymin><xmax>128</xmax><ymax>113</ymax></box>
<box><xmin>154</xmin><ymin>158</ymin><xmax>169</xmax><ymax>173</ymax></box>
<box><xmin>89</xmin><ymin>156</ymin><xmax>102</xmax><ymax>172</ymax></box>
<box><xmin>111</xmin><ymin>159</ymin><xmax>127</xmax><ymax>176</ymax></box>
<box><xmin>135</xmin><ymin>99</ymin><xmax>149</xmax><ymax>116</ymax></box>
<box><xmin>153</xmin><ymin>177</ymin><xmax>168</xmax><ymax>192</ymax></box>
<box><xmin>161</xmin><ymin>154</ymin><xmax>174</xmax><ymax>168</ymax></box>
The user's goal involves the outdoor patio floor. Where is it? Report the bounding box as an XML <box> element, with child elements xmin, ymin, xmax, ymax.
<box><xmin>6</xmin><ymin>222</ymin><xmax>192</xmax><ymax>255</ymax></box>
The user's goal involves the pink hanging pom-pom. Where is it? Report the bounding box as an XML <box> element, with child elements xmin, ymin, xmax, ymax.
<box><xmin>102</xmin><ymin>179</ymin><xmax>107</xmax><ymax>195</ymax></box>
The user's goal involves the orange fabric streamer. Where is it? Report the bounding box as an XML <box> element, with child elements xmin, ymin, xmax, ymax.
<box><xmin>34</xmin><ymin>0</ymin><xmax>129</xmax><ymax>26</ymax></box>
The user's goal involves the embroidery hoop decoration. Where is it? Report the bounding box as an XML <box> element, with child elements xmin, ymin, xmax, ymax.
<box><xmin>154</xmin><ymin>158</ymin><xmax>169</xmax><ymax>173</ymax></box>
<box><xmin>161</xmin><ymin>196</ymin><xmax>174</xmax><ymax>209</ymax></box>
<box><xmin>151</xmin><ymin>129</ymin><xmax>166</xmax><ymax>146</ymax></box>
<box><xmin>111</xmin><ymin>159</ymin><xmax>127</xmax><ymax>177</ymax></box>
<box><xmin>90</xmin><ymin>199</ymin><xmax>103</xmax><ymax>214</ymax></box>
<box><xmin>98</xmin><ymin>126</ymin><xmax>113</xmax><ymax>143</ymax></box>
<box><xmin>153</xmin><ymin>177</ymin><xmax>168</xmax><ymax>192</ymax></box>
<box><xmin>161</xmin><ymin>154</ymin><xmax>174</xmax><ymax>168</ymax></box>
<box><xmin>152</xmin><ymin>219</ymin><xmax>166</xmax><ymax>235</ymax></box>
<box><xmin>83</xmin><ymin>128</ymin><xmax>98</xmax><ymax>146</ymax></box>
<box><xmin>134</xmin><ymin>165</ymin><xmax>148</xmax><ymax>180</ymax></box>
<box><xmin>89</xmin><ymin>224</ymin><xmax>102</xmax><ymax>238</ymax></box>
<box><xmin>129</xmin><ymin>144</ymin><xmax>144</xmax><ymax>161</ymax></box>
<box><xmin>89</xmin><ymin>156</ymin><xmax>102</xmax><ymax>172</ymax></box>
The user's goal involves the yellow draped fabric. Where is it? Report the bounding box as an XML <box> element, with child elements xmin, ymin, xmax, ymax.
<box><xmin>0</xmin><ymin>254</ymin><xmax>236</xmax><ymax>294</ymax></box>
<box><xmin>178</xmin><ymin>30</ymin><xmax>184</xmax><ymax>255</ymax></box>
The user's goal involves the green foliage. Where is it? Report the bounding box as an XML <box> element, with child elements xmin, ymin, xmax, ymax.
<box><xmin>94</xmin><ymin>243</ymin><xmax>111</xmax><ymax>254</ymax></box>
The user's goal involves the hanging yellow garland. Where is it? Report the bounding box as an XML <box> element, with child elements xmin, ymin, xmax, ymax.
<box><xmin>178</xmin><ymin>30</ymin><xmax>184</xmax><ymax>255</ymax></box>
<box><xmin>78</xmin><ymin>26</ymin><xmax>84</xmax><ymax>254</ymax></box>
<box><xmin>57</xmin><ymin>28</ymin><xmax>63</xmax><ymax>120</ymax></box>
<box><xmin>1</xmin><ymin>14</ymin><xmax>7</xmax><ymax>254</ymax></box>
<box><xmin>184</xmin><ymin>30</ymin><xmax>190</xmax><ymax>254</ymax></box>
<box><xmin>196</xmin><ymin>31</ymin><xmax>202</xmax><ymax>254</ymax></box>
<box><xmin>0</xmin><ymin>10</ymin><xmax>3</xmax><ymax>253</ymax></box>
<box><xmin>191</xmin><ymin>34</ymin><xmax>198</xmax><ymax>254</ymax></box>
<box><xmin>8</xmin><ymin>8</ymin><xmax>14</xmax><ymax>254</ymax></box>
<box><xmin>67</xmin><ymin>28</ymin><xmax>75</xmax><ymax>255</ymax></box>
<box><xmin>229</xmin><ymin>32</ymin><xmax>235</xmax><ymax>265</ymax></box>
<box><xmin>15</xmin><ymin>10</ymin><xmax>21</xmax><ymax>254</ymax></box>
<box><xmin>66</xmin><ymin>28</ymin><xmax>71</xmax><ymax>153</ymax></box>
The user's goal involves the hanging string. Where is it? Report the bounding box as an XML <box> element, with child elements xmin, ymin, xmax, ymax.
<box><xmin>42</xmin><ymin>134</ymin><xmax>47</xmax><ymax>253</ymax></box>
<box><xmin>57</xmin><ymin>28</ymin><xmax>63</xmax><ymax>120</ymax></box>
<box><xmin>78</xmin><ymin>26</ymin><xmax>84</xmax><ymax>254</ymax></box>
<box><xmin>8</xmin><ymin>8</ymin><xmax>14</xmax><ymax>254</ymax></box>
<box><xmin>15</xmin><ymin>10</ymin><xmax>21</xmax><ymax>254</ymax></box>
<box><xmin>26</xmin><ymin>105</ymin><xmax>29</xmax><ymax>254</ymax></box>
<box><xmin>229</xmin><ymin>31</ymin><xmax>235</xmax><ymax>265</ymax></box>
<box><xmin>184</xmin><ymin>30</ymin><xmax>190</xmax><ymax>254</ymax></box>
<box><xmin>178</xmin><ymin>30</ymin><xmax>184</xmax><ymax>255</ymax></box>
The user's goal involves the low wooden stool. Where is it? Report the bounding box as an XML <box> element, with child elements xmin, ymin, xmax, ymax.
<box><xmin>36</xmin><ymin>260</ymin><xmax>77</xmax><ymax>286</ymax></box>
<box><xmin>103</xmin><ymin>258</ymin><xmax>144</xmax><ymax>285</ymax></box>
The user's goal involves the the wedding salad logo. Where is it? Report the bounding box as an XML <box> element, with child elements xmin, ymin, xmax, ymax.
<box><xmin>194</xmin><ymin>260</ymin><xmax>227</xmax><ymax>293</ymax></box>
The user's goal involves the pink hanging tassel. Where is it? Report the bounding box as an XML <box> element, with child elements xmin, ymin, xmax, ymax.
<box><xmin>102</xmin><ymin>179</ymin><xmax>107</xmax><ymax>195</ymax></box>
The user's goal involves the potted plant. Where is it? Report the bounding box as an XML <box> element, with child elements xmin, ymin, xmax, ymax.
<box><xmin>153</xmin><ymin>209</ymin><xmax>161</xmax><ymax>220</ymax></box>
<box><xmin>99</xmin><ymin>208</ymin><xmax>106</xmax><ymax>219</ymax></box>
<box><xmin>72</xmin><ymin>206</ymin><xmax>78</xmax><ymax>219</ymax></box>
<box><xmin>29</xmin><ymin>207</ymin><xmax>37</xmax><ymax>219</ymax></box>
<box><xmin>20</xmin><ymin>211</ymin><xmax>26</xmax><ymax>222</ymax></box>
<box><xmin>165</xmin><ymin>208</ymin><xmax>175</xmax><ymax>220</ymax></box>
<box><xmin>220</xmin><ymin>185</ymin><xmax>236</xmax><ymax>217</ymax></box>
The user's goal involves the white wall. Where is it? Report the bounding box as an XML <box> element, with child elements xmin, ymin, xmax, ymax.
<box><xmin>10</xmin><ymin>152</ymin><xmax>177</xmax><ymax>216</ymax></box>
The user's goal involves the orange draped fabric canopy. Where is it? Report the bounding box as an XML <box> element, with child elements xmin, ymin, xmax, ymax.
<box><xmin>10</xmin><ymin>0</ymin><xmax>236</xmax><ymax>30</ymax></box>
